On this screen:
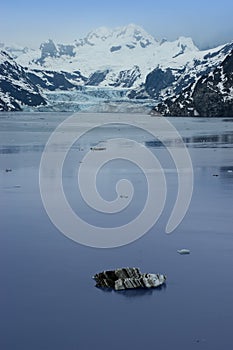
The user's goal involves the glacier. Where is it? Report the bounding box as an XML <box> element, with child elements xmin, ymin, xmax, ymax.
<box><xmin>24</xmin><ymin>87</ymin><xmax>156</xmax><ymax>113</ymax></box>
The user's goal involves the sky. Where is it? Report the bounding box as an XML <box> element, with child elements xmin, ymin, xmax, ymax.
<box><xmin>1</xmin><ymin>0</ymin><xmax>233</xmax><ymax>50</ymax></box>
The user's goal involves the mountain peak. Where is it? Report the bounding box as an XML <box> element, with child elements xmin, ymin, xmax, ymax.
<box><xmin>81</xmin><ymin>24</ymin><xmax>157</xmax><ymax>49</ymax></box>
<box><xmin>176</xmin><ymin>36</ymin><xmax>198</xmax><ymax>51</ymax></box>
<box><xmin>114</xmin><ymin>23</ymin><xmax>156</xmax><ymax>43</ymax></box>
<box><xmin>116</xmin><ymin>23</ymin><xmax>147</xmax><ymax>34</ymax></box>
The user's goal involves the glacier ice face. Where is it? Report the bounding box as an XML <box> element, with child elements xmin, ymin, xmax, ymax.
<box><xmin>28</xmin><ymin>87</ymin><xmax>155</xmax><ymax>113</ymax></box>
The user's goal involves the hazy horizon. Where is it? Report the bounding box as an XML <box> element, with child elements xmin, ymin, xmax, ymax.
<box><xmin>1</xmin><ymin>0</ymin><xmax>233</xmax><ymax>50</ymax></box>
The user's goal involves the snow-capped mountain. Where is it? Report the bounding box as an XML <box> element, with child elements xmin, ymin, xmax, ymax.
<box><xmin>0</xmin><ymin>24</ymin><xmax>233</xmax><ymax>114</ymax></box>
<box><xmin>130</xmin><ymin>42</ymin><xmax>233</xmax><ymax>99</ymax></box>
<box><xmin>0</xmin><ymin>51</ymin><xmax>45</xmax><ymax>111</ymax></box>
<box><xmin>153</xmin><ymin>49</ymin><xmax>233</xmax><ymax>117</ymax></box>
<box><xmin>12</xmin><ymin>24</ymin><xmax>202</xmax><ymax>87</ymax></box>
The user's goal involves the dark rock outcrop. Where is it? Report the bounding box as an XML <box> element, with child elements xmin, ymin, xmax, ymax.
<box><xmin>145</xmin><ymin>67</ymin><xmax>176</xmax><ymax>98</ymax></box>
<box><xmin>40</xmin><ymin>39</ymin><xmax>59</xmax><ymax>62</ymax></box>
<box><xmin>86</xmin><ymin>70</ymin><xmax>110</xmax><ymax>86</ymax></box>
<box><xmin>110</xmin><ymin>66</ymin><xmax>141</xmax><ymax>88</ymax></box>
<box><xmin>27</xmin><ymin>69</ymin><xmax>86</xmax><ymax>91</ymax></box>
<box><xmin>36</xmin><ymin>40</ymin><xmax>76</xmax><ymax>65</ymax></box>
<box><xmin>93</xmin><ymin>267</ymin><xmax>166</xmax><ymax>291</ymax></box>
<box><xmin>57</xmin><ymin>44</ymin><xmax>75</xmax><ymax>57</ymax></box>
<box><xmin>110</xmin><ymin>45</ymin><xmax>122</xmax><ymax>52</ymax></box>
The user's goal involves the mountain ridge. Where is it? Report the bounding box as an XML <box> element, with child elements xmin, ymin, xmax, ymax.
<box><xmin>5</xmin><ymin>24</ymin><xmax>201</xmax><ymax>80</ymax></box>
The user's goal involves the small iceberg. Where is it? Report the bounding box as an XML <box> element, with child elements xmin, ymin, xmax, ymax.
<box><xmin>177</xmin><ymin>249</ymin><xmax>190</xmax><ymax>255</ymax></box>
<box><xmin>93</xmin><ymin>267</ymin><xmax>166</xmax><ymax>291</ymax></box>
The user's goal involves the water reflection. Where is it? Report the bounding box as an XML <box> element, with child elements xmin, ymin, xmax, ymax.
<box><xmin>96</xmin><ymin>284</ymin><xmax>167</xmax><ymax>298</ymax></box>
<box><xmin>1</xmin><ymin>131</ymin><xmax>233</xmax><ymax>156</ymax></box>
<box><xmin>145</xmin><ymin>133</ymin><xmax>233</xmax><ymax>149</ymax></box>
<box><xmin>117</xmin><ymin>284</ymin><xmax>167</xmax><ymax>298</ymax></box>
<box><xmin>219</xmin><ymin>166</ymin><xmax>233</xmax><ymax>180</ymax></box>
<box><xmin>0</xmin><ymin>144</ymin><xmax>45</xmax><ymax>154</ymax></box>
<box><xmin>1</xmin><ymin>115</ymin><xmax>233</xmax><ymax>350</ymax></box>
<box><xmin>183</xmin><ymin>133</ymin><xmax>233</xmax><ymax>147</ymax></box>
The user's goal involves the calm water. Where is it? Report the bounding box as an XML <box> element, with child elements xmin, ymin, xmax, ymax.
<box><xmin>0</xmin><ymin>113</ymin><xmax>233</xmax><ymax>350</ymax></box>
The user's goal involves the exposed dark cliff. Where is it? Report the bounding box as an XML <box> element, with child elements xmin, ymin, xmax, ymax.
<box><xmin>153</xmin><ymin>50</ymin><xmax>233</xmax><ymax>117</ymax></box>
<box><xmin>0</xmin><ymin>51</ymin><xmax>46</xmax><ymax>111</ymax></box>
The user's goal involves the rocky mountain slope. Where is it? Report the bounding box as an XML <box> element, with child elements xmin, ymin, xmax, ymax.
<box><xmin>130</xmin><ymin>42</ymin><xmax>233</xmax><ymax>100</ymax></box>
<box><xmin>153</xmin><ymin>49</ymin><xmax>233</xmax><ymax>117</ymax></box>
<box><xmin>0</xmin><ymin>51</ymin><xmax>46</xmax><ymax>111</ymax></box>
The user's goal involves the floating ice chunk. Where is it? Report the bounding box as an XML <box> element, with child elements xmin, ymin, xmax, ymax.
<box><xmin>177</xmin><ymin>249</ymin><xmax>190</xmax><ymax>255</ymax></box>
<box><xmin>93</xmin><ymin>267</ymin><xmax>166</xmax><ymax>290</ymax></box>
